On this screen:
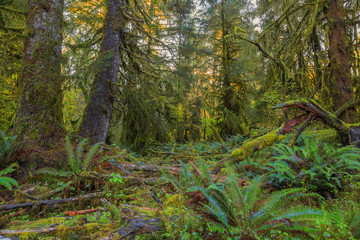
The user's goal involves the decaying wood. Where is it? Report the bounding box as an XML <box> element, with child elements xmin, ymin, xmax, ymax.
<box><xmin>87</xmin><ymin>172</ymin><xmax>158</xmax><ymax>186</ymax></box>
<box><xmin>0</xmin><ymin>192</ymin><xmax>104</xmax><ymax>211</ymax></box>
<box><xmin>63</xmin><ymin>208</ymin><xmax>99</xmax><ymax>216</ymax></box>
<box><xmin>116</xmin><ymin>218</ymin><xmax>163</xmax><ymax>239</ymax></box>
<box><xmin>0</xmin><ymin>209</ymin><xmax>28</xmax><ymax>228</ymax></box>
<box><xmin>148</xmin><ymin>191</ymin><xmax>163</xmax><ymax>207</ymax></box>
<box><xmin>0</xmin><ymin>228</ymin><xmax>58</xmax><ymax>235</ymax></box>
<box><xmin>116</xmin><ymin>162</ymin><xmax>181</xmax><ymax>175</ymax></box>
<box><xmin>289</xmin><ymin>116</ymin><xmax>314</xmax><ymax>147</ymax></box>
<box><xmin>221</xmin><ymin>99</ymin><xmax>360</xmax><ymax>171</ymax></box>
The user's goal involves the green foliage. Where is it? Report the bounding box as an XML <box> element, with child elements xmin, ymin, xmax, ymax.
<box><xmin>268</xmin><ymin>138</ymin><xmax>360</xmax><ymax>194</ymax></box>
<box><xmin>108</xmin><ymin>173</ymin><xmax>124</xmax><ymax>185</ymax></box>
<box><xmin>0</xmin><ymin>163</ymin><xmax>18</xmax><ymax>190</ymax></box>
<box><xmin>198</xmin><ymin>177</ymin><xmax>323</xmax><ymax>239</ymax></box>
<box><xmin>161</xmin><ymin>158</ymin><xmax>214</xmax><ymax>192</ymax></box>
<box><xmin>160</xmin><ymin>205</ymin><xmax>206</xmax><ymax>239</ymax></box>
<box><xmin>65</xmin><ymin>136</ymin><xmax>102</xmax><ymax>174</ymax></box>
<box><xmin>35</xmin><ymin>136</ymin><xmax>102</xmax><ymax>177</ymax></box>
<box><xmin>317</xmin><ymin>209</ymin><xmax>356</xmax><ymax>239</ymax></box>
<box><xmin>0</xmin><ymin>129</ymin><xmax>18</xmax><ymax>165</ymax></box>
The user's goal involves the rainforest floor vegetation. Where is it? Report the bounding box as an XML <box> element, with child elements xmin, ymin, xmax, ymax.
<box><xmin>1</xmin><ymin>128</ymin><xmax>360</xmax><ymax>239</ymax></box>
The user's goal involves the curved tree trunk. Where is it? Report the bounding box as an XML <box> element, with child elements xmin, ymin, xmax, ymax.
<box><xmin>78</xmin><ymin>0</ymin><xmax>124</xmax><ymax>144</ymax></box>
<box><xmin>14</xmin><ymin>0</ymin><xmax>65</xmax><ymax>148</ymax></box>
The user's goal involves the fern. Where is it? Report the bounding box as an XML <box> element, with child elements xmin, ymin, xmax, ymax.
<box><xmin>269</xmin><ymin>139</ymin><xmax>360</xmax><ymax>194</ymax></box>
<box><xmin>82</xmin><ymin>142</ymin><xmax>102</xmax><ymax>171</ymax></box>
<box><xmin>199</xmin><ymin>177</ymin><xmax>323</xmax><ymax>239</ymax></box>
<box><xmin>35</xmin><ymin>137</ymin><xmax>102</xmax><ymax>178</ymax></box>
<box><xmin>160</xmin><ymin>159</ymin><xmax>214</xmax><ymax>192</ymax></box>
<box><xmin>65</xmin><ymin>136</ymin><xmax>102</xmax><ymax>174</ymax></box>
<box><xmin>0</xmin><ymin>163</ymin><xmax>18</xmax><ymax>190</ymax></box>
<box><xmin>0</xmin><ymin>130</ymin><xmax>18</xmax><ymax>165</ymax></box>
<box><xmin>65</xmin><ymin>136</ymin><xmax>75</xmax><ymax>172</ymax></box>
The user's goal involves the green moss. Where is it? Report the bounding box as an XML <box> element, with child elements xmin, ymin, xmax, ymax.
<box><xmin>304</xmin><ymin>129</ymin><xmax>340</xmax><ymax>144</ymax></box>
<box><xmin>163</xmin><ymin>194</ymin><xmax>185</xmax><ymax>208</ymax></box>
<box><xmin>231</xmin><ymin>127</ymin><xmax>285</xmax><ymax>161</ymax></box>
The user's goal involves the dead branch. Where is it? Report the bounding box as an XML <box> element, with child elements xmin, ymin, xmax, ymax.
<box><xmin>0</xmin><ymin>192</ymin><xmax>104</xmax><ymax>211</ymax></box>
<box><xmin>116</xmin><ymin>162</ymin><xmax>181</xmax><ymax>175</ymax></box>
<box><xmin>0</xmin><ymin>228</ymin><xmax>57</xmax><ymax>235</ymax></box>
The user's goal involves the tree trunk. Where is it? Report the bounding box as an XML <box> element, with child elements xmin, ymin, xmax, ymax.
<box><xmin>14</xmin><ymin>0</ymin><xmax>65</xmax><ymax>148</ymax></box>
<box><xmin>78</xmin><ymin>0</ymin><xmax>124</xmax><ymax>144</ymax></box>
<box><xmin>327</xmin><ymin>0</ymin><xmax>355</xmax><ymax>122</ymax></box>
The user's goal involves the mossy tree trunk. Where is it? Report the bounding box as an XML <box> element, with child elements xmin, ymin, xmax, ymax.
<box><xmin>219</xmin><ymin>0</ymin><xmax>241</xmax><ymax>136</ymax></box>
<box><xmin>78</xmin><ymin>0</ymin><xmax>124</xmax><ymax>144</ymax></box>
<box><xmin>14</xmin><ymin>0</ymin><xmax>65</xmax><ymax>148</ymax></box>
<box><xmin>326</xmin><ymin>0</ymin><xmax>355</xmax><ymax>122</ymax></box>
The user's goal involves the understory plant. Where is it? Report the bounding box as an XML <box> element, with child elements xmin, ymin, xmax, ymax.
<box><xmin>268</xmin><ymin>138</ymin><xmax>360</xmax><ymax>195</ymax></box>
<box><xmin>0</xmin><ymin>130</ymin><xmax>18</xmax><ymax>166</ymax></box>
<box><xmin>0</xmin><ymin>163</ymin><xmax>18</xmax><ymax>190</ymax></box>
<box><xmin>35</xmin><ymin>136</ymin><xmax>102</xmax><ymax>177</ymax></box>
<box><xmin>198</xmin><ymin>177</ymin><xmax>323</xmax><ymax>239</ymax></box>
<box><xmin>161</xmin><ymin>158</ymin><xmax>215</xmax><ymax>193</ymax></box>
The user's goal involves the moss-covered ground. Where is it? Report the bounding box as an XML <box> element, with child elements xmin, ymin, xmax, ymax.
<box><xmin>1</xmin><ymin>130</ymin><xmax>360</xmax><ymax>239</ymax></box>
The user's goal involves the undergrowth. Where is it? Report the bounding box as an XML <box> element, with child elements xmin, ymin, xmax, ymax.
<box><xmin>1</xmin><ymin>133</ymin><xmax>360</xmax><ymax>239</ymax></box>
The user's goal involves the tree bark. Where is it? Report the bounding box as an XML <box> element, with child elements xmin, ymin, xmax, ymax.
<box><xmin>78</xmin><ymin>0</ymin><xmax>124</xmax><ymax>144</ymax></box>
<box><xmin>327</xmin><ymin>0</ymin><xmax>355</xmax><ymax>122</ymax></box>
<box><xmin>14</xmin><ymin>0</ymin><xmax>65</xmax><ymax>148</ymax></box>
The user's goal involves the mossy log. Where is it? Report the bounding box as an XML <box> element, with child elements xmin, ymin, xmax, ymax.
<box><xmin>0</xmin><ymin>228</ymin><xmax>58</xmax><ymax>235</ymax></box>
<box><xmin>273</xmin><ymin>99</ymin><xmax>360</xmax><ymax>146</ymax></box>
<box><xmin>116</xmin><ymin>218</ymin><xmax>162</xmax><ymax>239</ymax></box>
<box><xmin>0</xmin><ymin>192</ymin><xmax>104</xmax><ymax>211</ymax></box>
<box><xmin>116</xmin><ymin>162</ymin><xmax>182</xmax><ymax>175</ymax></box>
<box><xmin>231</xmin><ymin>126</ymin><xmax>286</xmax><ymax>160</ymax></box>
<box><xmin>226</xmin><ymin>99</ymin><xmax>360</xmax><ymax>168</ymax></box>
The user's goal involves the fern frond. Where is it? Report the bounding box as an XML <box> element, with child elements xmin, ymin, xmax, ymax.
<box><xmin>65</xmin><ymin>136</ymin><xmax>76</xmax><ymax>172</ymax></box>
<box><xmin>82</xmin><ymin>142</ymin><xmax>102</xmax><ymax>170</ymax></box>
<box><xmin>75</xmin><ymin>138</ymin><xmax>88</xmax><ymax>172</ymax></box>
<box><xmin>0</xmin><ymin>177</ymin><xmax>18</xmax><ymax>190</ymax></box>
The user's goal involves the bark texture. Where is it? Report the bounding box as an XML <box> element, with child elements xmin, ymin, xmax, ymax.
<box><xmin>327</xmin><ymin>0</ymin><xmax>355</xmax><ymax>122</ymax></box>
<box><xmin>14</xmin><ymin>0</ymin><xmax>65</xmax><ymax>148</ymax></box>
<box><xmin>78</xmin><ymin>0</ymin><xmax>123</xmax><ymax>144</ymax></box>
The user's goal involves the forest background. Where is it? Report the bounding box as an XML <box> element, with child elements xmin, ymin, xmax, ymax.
<box><xmin>1</xmin><ymin>0</ymin><xmax>360</xmax><ymax>239</ymax></box>
<box><xmin>2</xmin><ymin>0</ymin><xmax>359</xmax><ymax>151</ymax></box>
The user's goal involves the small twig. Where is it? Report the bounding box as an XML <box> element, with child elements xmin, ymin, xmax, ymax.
<box><xmin>149</xmin><ymin>191</ymin><xmax>163</xmax><ymax>207</ymax></box>
<box><xmin>116</xmin><ymin>164</ymin><xmax>132</xmax><ymax>176</ymax></box>
<box><xmin>190</xmin><ymin>161</ymin><xmax>202</xmax><ymax>177</ymax></box>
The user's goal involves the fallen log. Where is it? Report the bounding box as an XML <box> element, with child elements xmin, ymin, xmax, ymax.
<box><xmin>0</xmin><ymin>192</ymin><xmax>104</xmax><ymax>211</ymax></box>
<box><xmin>116</xmin><ymin>218</ymin><xmax>163</xmax><ymax>239</ymax></box>
<box><xmin>87</xmin><ymin>172</ymin><xmax>158</xmax><ymax>186</ymax></box>
<box><xmin>0</xmin><ymin>228</ymin><xmax>58</xmax><ymax>235</ymax></box>
<box><xmin>116</xmin><ymin>162</ymin><xmax>181</xmax><ymax>175</ymax></box>
<box><xmin>0</xmin><ymin>209</ymin><xmax>28</xmax><ymax>228</ymax></box>
<box><xmin>212</xmin><ymin>98</ymin><xmax>360</xmax><ymax>172</ymax></box>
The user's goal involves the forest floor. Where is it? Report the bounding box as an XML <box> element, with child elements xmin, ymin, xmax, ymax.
<box><xmin>1</xmin><ymin>131</ymin><xmax>360</xmax><ymax>239</ymax></box>
<box><xmin>0</xmin><ymin>136</ymin><xmax>246</xmax><ymax>240</ymax></box>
